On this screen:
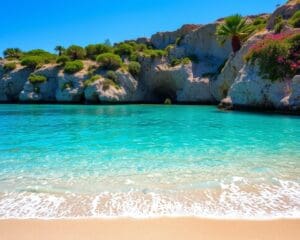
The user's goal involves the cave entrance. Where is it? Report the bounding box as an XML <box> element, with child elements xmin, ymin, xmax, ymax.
<box><xmin>152</xmin><ymin>86</ymin><xmax>177</xmax><ymax>103</ymax></box>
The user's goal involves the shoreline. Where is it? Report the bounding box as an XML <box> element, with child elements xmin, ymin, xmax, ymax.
<box><xmin>0</xmin><ymin>102</ymin><xmax>299</xmax><ymax>116</ymax></box>
<box><xmin>0</xmin><ymin>217</ymin><xmax>299</xmax><ymax>240</ymax></box>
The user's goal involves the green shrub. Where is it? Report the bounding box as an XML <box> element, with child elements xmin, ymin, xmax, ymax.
<box><xmin>66</xmin><ymin>45</ymin><xmax>86</xmax><ymax>60</ymax></box>
<box><xmin>274</xmin><ymin>16</ymin><xmax>285</xmax><ymax>33</ymax></box>
<box><xmin>129</xmin><ymin>52</ymin><xmax>139</xmax><ymax>61</ymax></box>
<box><xmin>3</xmin><ymin>62</ymin><xmax>17</xmax><ymax>72</ymax></box>
<box><xmin>96</xmin><ymin>53</ymin><xmax>122</xmax><ymax>70</ymax></box>
<box><xmin>3</xmin><ymin>48</ymin><xmax>22</xmax><ymax>59</ymax></box>
<box><xmin>21</xmin><ymin>56</ymin><xmax>44</xmax><ymax>69</ymax></box>
<box><xmin>85</xmin><ymin>44</ymin><xmax>112</xmax><ymax>60</ymax></box>
<box><xmin>28</xmin><ymin>74</ymin><xmax>47</xmax><ymax>84</ymax></box>
<box><xmin>128</xmin><ymin>61</ymin><xmax>141</xmax><ymax>76</ymax></box>
<box><xmin>56</xmin><ymin>55</ymin><xmax>71</xmax><ymax>66</ymax></box>
<box><xmin>250</xmin><ymin>16</ymin><xmax>268</xmax><ymax>32</ymax></box>
<box><xmin>175</xmin><ymin>36</ymin><xmax>184</xmax><ymax>46</ymax></box>
<box><xmin>106</xmin><ymin>70</ymin><xmax>118</xmax><ymax>82</ymax></box>
<box><xmin>102</xmin><ymin>79</ymin><xmax>120</xmax><ymax>91</ymax></box>
<box><xmin>64</xmin><ymin>60</ymin><xmax>84</xmax><ymax>74</ymax></box>
<box><xmin>288</xmin><ymin>10</ymin><xmax>300</xmax><ymax>28</ymax></box>
<box><xmin>62</xmin><ymin>82</ymin><xmax>73</xmax><ymax>90</ymax></box>
<box><xmin>20</xmin><ymin>49</ymin><xmax>55</xmax><ymax>68</ymax></box>
<box><xmin>114</xmin><ymin>43</ymin><xmax>134</xmax><ymax>57</ymax></box>
<box><xmin>23</xmin><ymin>49</ymin><xmax>55</xmax><ymax>63</ymax></box>
<box><xmin>84</xmin><ymin>75</ymin><xmax>101</xmax><ymax>87</ymax></box>
<box><xmin>142</xmin><ymin>49</ymin><xmax>167</xmax><ymax>59</ymax></box>
<box><xmin>170</xmin><ymin>58</ymin><xmax>191</xmax><ymax>67</ymax></box>
<box><xmin>165</xmin><ymin>44</ymin><xmax>175</xmax><ymax>54</ymax></box>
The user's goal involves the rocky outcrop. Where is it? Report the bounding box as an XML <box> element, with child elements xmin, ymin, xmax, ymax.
<box><xmin>225</xmin><ymin>64</ymin><xmax>300</xmax><ymax>111</ymax></box>
<box><xmin>211</xmin><ymin>31</ymin><xmax>268</xmax><ymax>101</ymax></box>
<box><xmin>55</xmin><ymin>71</ymin><xmax>87</xmax><ymax>102</ymax></box>
<box><xmin>0</xmin><ymin>66</ymin><xmax>32</xmax><ymax>102</ymax></box>
<box><xmin>19</xmin><ymin>65</ymin><xmax>59</xmax><ymax>102</ymax></box>
<box><xmin>170</xmin><ymin>24</ymin><xmax>231</xmax><ymax>61</ymax></box>
<box><xmin>150</xmin><ymin>24</ymin><xmax>201</xmax><ymax>49</ymax></box>
<box><xmin>267</xmin><ymin>1</ymin><xmax>300</xmax><ymax>29</ymax></box>
<box><xmin>84</xmin><ymin>71</ymin><xmax>143</xmax><ymax>103</ymax></box>
<box><xmin>139</xmin><ymin>57</ymin><xmax>214</xmax><ymax>103</ymax></box>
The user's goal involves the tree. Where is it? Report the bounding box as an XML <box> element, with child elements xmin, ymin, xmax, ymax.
<box><xmin>3</xmin><ymin>48</ymin><xmax>22</xmax><ymax>59</ymax></box>
<box><xmin>65</xmin><ymin>45</ymin><xmax>86</xmax><ymax>60</ymax></box>
<box><xmin>216</xmin><ymin>14</ymin><xmax>254</xmax><ymax>53</ymax></box>
<box><xmin>54</xmin><ymin>46</ymin><xmax>65</xmax><ymax>56</ymax></box>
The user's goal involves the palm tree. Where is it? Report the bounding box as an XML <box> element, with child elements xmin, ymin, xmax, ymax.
<box><xmin>54</xmin><ymin>46</ymin><xmax>65</xmax><ymax>56</ymax></box>
<box><xmin>216</xmin><ymin>14</ymin><xmax>254</xmax><ymax>53</ymax></box>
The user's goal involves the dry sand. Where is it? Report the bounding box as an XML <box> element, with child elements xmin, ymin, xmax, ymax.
<box><xmin>0</xmin><ymin>218</ymin><xmax>299</xmax><ymax>240</ymax></box>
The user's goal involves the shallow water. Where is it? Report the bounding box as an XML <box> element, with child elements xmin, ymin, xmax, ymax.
<box><xmin>0</xmin><ymin>104</ymin><xmax>299</xmax><ymax>218</ymax></box>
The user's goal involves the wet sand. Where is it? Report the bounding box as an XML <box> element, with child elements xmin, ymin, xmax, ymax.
<box><xmin>0</xmin><ymin>218</ymin><xmax>299</xmax><ymax>240</ymax></box>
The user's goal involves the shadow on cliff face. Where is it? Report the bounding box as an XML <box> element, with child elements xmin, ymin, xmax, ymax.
<box><xmin>151</xmin><ymin>86</ymin><xmax>177</xmax><ymax>103</ymax></box>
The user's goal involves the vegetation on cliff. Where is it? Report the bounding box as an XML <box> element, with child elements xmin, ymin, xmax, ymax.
<box><xmin>245</xmin><ymin>33</ymin><xmax>300</xmax><ymax>81</ymax></box>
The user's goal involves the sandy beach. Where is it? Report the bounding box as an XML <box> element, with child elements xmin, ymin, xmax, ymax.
<box><xmin>0</xmin><ymin>218</ymin><xmax>299</xmax><ymax>240</ymax></box>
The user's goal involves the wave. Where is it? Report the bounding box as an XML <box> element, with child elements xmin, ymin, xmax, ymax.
<box><xmin>0</xmin><ymin>179</ymin><xmax>299</xmax><ymax>219</ymax></box>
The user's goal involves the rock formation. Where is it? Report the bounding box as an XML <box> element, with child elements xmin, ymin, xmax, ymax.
<box><xmin>0</xmin><ymin>1</ymin><xmax>299</xmax><ymax>114</ymax></box>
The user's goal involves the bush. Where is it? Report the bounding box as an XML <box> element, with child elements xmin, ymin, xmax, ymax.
<box><xmin>62</xmin><ymin>82</ymin><xmax>73</xmax><ymax>90</ymax></box>
<box><xmin>56</xmin><ymin>55</ymin><xmax>70</xmax><ymax>66</ymax></box>
<box><xmin>3</xmin><ymin>48</ymin><xmax>22</xmax><ymax>59</ymax></box>
<box><xmin>114</xmin><ymin>43</ymin><xmax>134</xmax><ymax>57</ymax></box>
<box><xmin>21</xmin><ymin>56</ymin><xmax>44</xmax><ymax>69</ymax></box>
<box><xmin>245</xmin><ymin>33</ymin><xmax>300</xmax><ymax>81</ymax></box>
<box><xmin>3</xmin><ymin>62</ymin><xmax>17</xmax><ymax>72</ymax></box>
<box><xmin>142</xmin><ymin>49</ymin><xmax>167</xmax><ymax>59</ymax></box>
<box><xmin>64</xmin><ymin>60</ymin><xmax>84</xmax><ymax>74</ymax></box>
<box><xmin>96</xmin><ymin>53</ymin><xmax>122</xmax><ymax>70</ymax></box>
<box><xmin>274</xmin><ymin>16</ymin><xmax>285</xmax><ymax>33</ymax></box>
<box><xmin>28</xmin><ymin>74</ymin><xmax>47</xmax><ymax>84</ymax></box>
<box><xmin>23</xmin><ymin>49</ymin><xmax>55</xmax><ymax>63</ymax></box>
<box><xmin>102</xmin><ymin>79</ymin><xmax>120</xmax><ymax>91</ymax></box>
<box><xmin>66</xmin><ymin>45</ymin><xmax>86</xmax><ymax>60</ymax></box>
<box><xmin>84</xmin><ymin>75</ymin><xmax>101</xmax><ymax>87</ymax></box>
<box><xmin>20</xmin><ymin>49</ymin><xmax>55</xmax><ymax>68</ymax></box>
<box><xmin>106</xmin><ymin>70</ymin><xmax>118</xmax><ymax>82</ymax></box>
<box><xmin>288</xmin><ymin>10</ymin><xmax>300</xmax><ymax>28</ymax></box>
<box><xmin>170</xmin><ymin>58</ymin><xmax>191</xmax><ymax>67</ymax></box>
<box><xmin>128</xmin><ymin>61</ymin><xmax>141</xmax><ymax>76</ymax></box>
<box><xmin>85</xmin><ymin>44</ymin><xmax>112</xmax><ymax>60</ymax></box>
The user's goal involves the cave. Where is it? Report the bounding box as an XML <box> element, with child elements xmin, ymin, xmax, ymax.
<box><xmin>151</xmin><ymin>86</ymin><xmax>177</xmax><ymax>103</ymax></box>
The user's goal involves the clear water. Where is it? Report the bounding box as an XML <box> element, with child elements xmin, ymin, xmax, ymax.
<box><xmin>0</xmin><ymin>104</ymin><xmax>299</xmax><ymax>219</ymax></box>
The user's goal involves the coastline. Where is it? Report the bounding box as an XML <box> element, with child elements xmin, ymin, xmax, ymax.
<box><xmin>0</xmin><ymin>218</ymin><xmax>299</xmax><ymax>240</ymax></box>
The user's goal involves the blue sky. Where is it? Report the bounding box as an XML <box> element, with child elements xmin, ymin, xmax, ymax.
<box><xmin>0</xmin><ymin>0</ymin><xmax>286</xmax><ymax>55</ymax></box>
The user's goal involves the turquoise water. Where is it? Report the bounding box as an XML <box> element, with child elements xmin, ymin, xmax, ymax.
<box><xmin>0</xmin><ymin>104</ymin><xmax>299</xmax><ymax>218</ymax></box>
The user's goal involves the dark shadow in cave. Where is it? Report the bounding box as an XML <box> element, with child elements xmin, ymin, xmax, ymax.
<box><xmin>151</xmin><ymin>86</ymin><xmax>177</xmax><ymax>103</ymax></box>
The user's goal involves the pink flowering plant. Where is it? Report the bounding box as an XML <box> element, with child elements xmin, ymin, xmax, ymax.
<box><xmin>245</xmin><ymin>32</ymin><xmax>300</xmax><ymax>81</ymax></box>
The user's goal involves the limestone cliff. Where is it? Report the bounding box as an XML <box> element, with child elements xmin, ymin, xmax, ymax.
<box><xmin>0</xmin><ymin>1</ymin><xmax>299</xmax><ymax>114</ymax></box>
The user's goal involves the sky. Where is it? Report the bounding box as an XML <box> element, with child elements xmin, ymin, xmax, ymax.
<box><xmin>0</xmin><ymin>0</ymin><xmax>286</xmax><ymax>55</ymax></box>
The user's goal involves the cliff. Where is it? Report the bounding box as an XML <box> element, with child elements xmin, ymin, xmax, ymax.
<box><xmin>1</xmin><ymin>1</ymin><xmax>299</xmax><ymax>114</ymax></box>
